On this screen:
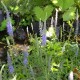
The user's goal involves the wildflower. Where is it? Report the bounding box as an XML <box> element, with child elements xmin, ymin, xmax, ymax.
<box><xmin>41</xmin><ymin>20</ymin><xmax>46</xmax><ymax>46</ymax></box>
<box><xmin>23</xmin><ymin>51</ymin><xmax>28</xmax><ymax>66</ymax></box>
<box><xmin>42</xmin><ymin>34</ymin><xmax>46</xmax><ymax>46</ymax></box>
<box><xmin>7</xmin><ymin>53</ymin><xmax>14</xmax><ymax>74</ymax></box>
<box><xmin>1</xmin><ymin>1</ymin><xmax>13</xmax><ymax>37</ymax></box>
<box><xmin>23</xmin><ymin>58</ymin><xmax>28</xmax><ymax>66</ymax></box>
<box><xmin>8</xmin><ymin>65</ymin><xmax>14</xmax><ymax>74</ymax></box>
<box><xmin>6</xmin><ymin>12</ymin><xmax>13</xmax><ymax>37</ymax></box>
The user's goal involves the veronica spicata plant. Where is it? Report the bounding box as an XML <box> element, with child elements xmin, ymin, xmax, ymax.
<box><xmin>41</xmin><ymin>20</ymin><xmax>47</xmax><ymax>46</ymax></box>
<box><xmin>1</xmin><ymin>1</ymin><xmax>13</xmax><ymax>37</ymax></box>
<box><xmin>7</xmin><ymin>52</ymin><xmax>14</xmax><ymax>74</ymax></box>
<box><xmin>22</xmin><ymin>51</ymin><xmax>29</xmax><ymax>66</ymax></box>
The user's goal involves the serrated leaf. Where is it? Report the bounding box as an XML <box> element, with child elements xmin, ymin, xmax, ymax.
<box><xmin>62</xmin><ymin>7</ymin><xmax>76</xmax><ymax>21</ymax></box>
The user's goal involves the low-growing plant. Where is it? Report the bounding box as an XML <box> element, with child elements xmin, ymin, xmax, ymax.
<box><xmin>1</xmin><ymin>35</ymin><xmax>80</xmax><ymax>80</ymax></box>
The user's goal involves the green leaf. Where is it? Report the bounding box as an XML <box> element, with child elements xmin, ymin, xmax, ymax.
<box><xmin>0</xmin><ymin>20</ymin><xmax>7</xmax><ymax>31</ymax></box>
<box><xmin>33</xmin><ymin>6</ymin><xmax>45</xmax><ymax>21</ymax></box>
<box><xmin>62</xmin><ymin>0</ymin><xmax>74</xmax><ymax>11</ymax></box>
<box><xmin>0</xmin><ymin>18</ymin><xmax>14</xmax><ymax>31</ymax></box>
<box><xmin>51</xmin><ymin>0</ymin><xmax>74</xmax><ymax>11</ymax></box>
<box><xmin>44</xmin><ymin>5</ymin><xmax>53</xmax><ymax>20</ymax></box>
<box><xmin>62</xmin><ymin>7</ymin><xmax>76</xmax><ymax>21</ymax></box>
<box><xmin>33</xmin><ymin>5</ymin><xmax>54</xmax><ymax>21</ymax></box>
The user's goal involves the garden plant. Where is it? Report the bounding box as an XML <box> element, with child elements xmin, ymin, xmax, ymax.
<box><xmin>0</xmin><ymin>0</ymin><xmax>80</xmax><ymax>80</ymax></box>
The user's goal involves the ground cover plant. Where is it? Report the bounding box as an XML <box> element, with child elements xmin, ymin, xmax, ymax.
<box><xmin>1</xmin><ymin>33</ymin><xmax>80</xmax><ymax>80</ymax></box>
<box><xmin>1</xmin><ymin>0</ymin><xmax>80</xmax><ymax>80</ymax></box>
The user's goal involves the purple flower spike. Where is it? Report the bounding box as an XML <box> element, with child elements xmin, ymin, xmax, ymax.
<box><xmin>23</xmin><ymin>51</ymin><xmax>28</xmax><ymax>66</ymax></box>
<box><xmin>8</xmin><ymin>65</ymin><xmax>14</xmax><ymax>74</ymax></box>
<box><xmin>42</xmin><ymin>34</ymin><xmax>46</xmax><ymax>46</ymax></box>
<box><xmin>23</xmin><ymin>51</ymin><xmax>29</xmax><ymax>57</ymax></box>
<box><xmin>7</xmin><ymin>53</ymin><xmax>14</xmax><ymax>74</ymax></box>
<box><xmin>7</xmin><ymin>53</ymin><xmax>12</xmax><ymax>65</ymax></box>
<box><xmin>41</xmin><ymin>20</ymin><xmax>47</xmax><ymax>46</ymax></box>
<box><xmin>1</xmin><ymin>1</ymin><xmax>13</xmax><ymax>37</ymax></box>
<box><xmin>23</xmin><ymin>58</ymin><xmax>28</xmax><ymax>66</ymax></box>
<box><xmin>6</xmin><ymin>12</ymin><xmax>13</xmax><ymax>37</ymax></box>
<box><xmin>7</xmin><ymin>20</ymin><xmax>13</xmax><ymax>36</ymax></box>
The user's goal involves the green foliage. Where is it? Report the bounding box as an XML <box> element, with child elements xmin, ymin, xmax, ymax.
<box><xmin>30</xmin><ymin>0</ymin><xmax>51</xmax><ymax>7</ymax></box>
<box><xmin>62</xmin><ymin>7</ymin><xmax>76</xmax><ymax>21</ymax></box>
<box><xmin>1</xmin><ymin>35</ymin><xmax>80</xmax><ymax>80</ymax></box>
<box><xmin>1</xmin><ymin>0</ymin><xmax>78</xmax><ymax>24</ymax></box>
<box><xmin>1</xmin><ymin>0</ymin><xmax>80</xmax><ymax>79</ymax></box>
<box><xmin>51</xmin><ymin>0</ymin><xmax>74</xmax><ymax>11</ymax></box>
<box><xmin>0</xmin><ymin>20</ymin><xmax>6</xmax><ymax>31</ymax></box>
<box><xmin>33</xmin><ymin>5</ymin><xmax>54</xmax><ymax>21</ymax></box>
<box><xmin>0</xmin><ymin>65</ymin><xmax>5</xmax><ymax>80</ymax></box>
<box><xmin>0</xmin><ymin>18</ymin><xmax>14</xmax><ymax>31</ymax></box>
<box><xmin>51</xmin><ymin>0</ymin><xmax>76</xmax><ymax>21</ymax></box>
<box><xmin>2</xmin><ymin>0</ymin><xmax>17</xmax><ymax>6</ymax></box>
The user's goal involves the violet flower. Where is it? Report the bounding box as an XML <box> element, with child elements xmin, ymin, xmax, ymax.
<box><xmin>1</xmin><ymin>1</ymin><xmax>13</xmax><ymax>37</ymax></box>
<box><xmin>8</xmin><ymin>65</ymin><xmax>14</xmax><ymax>74</ymax></box>
<box><xmin>41</xmin><ymin>21</ymin><xmax>47</xmax><ymax>46</ymax></box>
<box><xmin>6</xmin><ymin>12</ymin><xmax>13</xmax><ymax>37</ymax></box>
<box><xmin>7</xmin><ymin>53</ymin><xmax>14</xmax><ymax>74</ymax></box>
<box><xmin>23</xmin><ymin>51</ymin><xmax>29</xmax><ymax>66</ymax></box>
<box><xmin>42</xmin><ymin>34</ymin><xmax>46</xmax><ymax>46</ymax></box>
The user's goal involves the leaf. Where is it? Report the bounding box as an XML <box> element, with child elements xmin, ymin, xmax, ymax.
<box><xmin>0</xmin><ymin>20</ymin><xmax>7</xmax><ymax>31</ymax></box>
<box><xmin>33</xmin><ymin>6</ymin><xmax>44</xmax><ymax>21</ymax></box>
<box><xmin>62</xmin><ymin>0</ymin><xmax>74</xmax><ymax>11</ymax></box>
<box><xmin>51</xmin><ymin>0</ymin><xmax>74</xmax><ymax>11</ymax></box>
<box><xmin>44</xmin><ymin>5</ymin><xmax>53</xmax><ymax>20</ymax></box>
<box><xmin>0</xmin><ymin>18</ymin><xmax>14</xmax><ymax>31</ymax></box>
<box><xmin>33</xmin><ymin>5</ymin><xmax>54</xmax><ymax>21</ymax></box>
<box><xmin>62</xmin><ymin>7</ymin><xmax>76</xmax><ymax>21</ymax></box>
